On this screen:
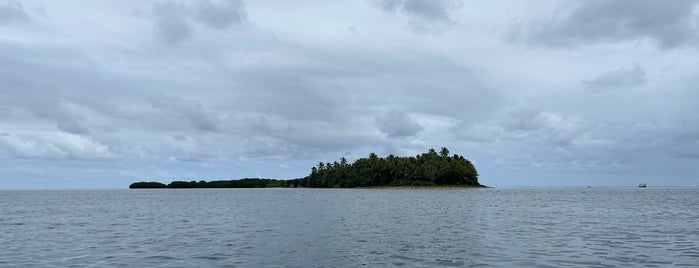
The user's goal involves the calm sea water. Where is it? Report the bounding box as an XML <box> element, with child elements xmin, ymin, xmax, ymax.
<box><xmin>1</xmin><ymin>187</ymin><xmax>697</xmax><ymax>267</ymax></box>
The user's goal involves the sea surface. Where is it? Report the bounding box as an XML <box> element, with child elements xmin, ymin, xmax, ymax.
<box><xmin>1</xmin><ymin>187</ymin><xmax>698</xmax><ymax>267</ymax></box>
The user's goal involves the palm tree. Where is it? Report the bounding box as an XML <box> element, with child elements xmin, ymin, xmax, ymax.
<box><xmin>440</xmin><ymin>147</ymin><xmax>450</xmax><ymax>158</ymax></box>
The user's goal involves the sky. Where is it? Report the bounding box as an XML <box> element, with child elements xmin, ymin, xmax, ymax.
<box><xmin>1</xmin><ymin>0</ymin><xmax>699</xmax><ymax>189</ymax></box>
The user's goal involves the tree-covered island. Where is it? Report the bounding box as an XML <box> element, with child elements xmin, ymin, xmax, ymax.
<box><xmin>289</xmin><ymin>147</ymin><xmax>480</xmax><ymax>188</ymax></box>
<box><xmin>130</xmin><ymin>147</ymin><xmax>482</xmax><ymax>188</ymax></box>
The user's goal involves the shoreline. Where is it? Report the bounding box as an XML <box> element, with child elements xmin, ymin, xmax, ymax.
<box><xmin>128</xmin><ymin>184</ymin><xmax>490</xmax><ymax>190</ymax></box>
<box><xmin>355</xmin><ymin>185</ymin><xmax>490</xmax><ymax>189</ymax></box>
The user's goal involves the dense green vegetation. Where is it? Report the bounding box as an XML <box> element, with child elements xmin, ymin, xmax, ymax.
<box><xmin>128</xmin><ymin>181</ymin><xmax>167</xmax><ymax>188</ymax></box>
<box><xmin>129</xmin><ymin>178</ymin><xmax>283</xmax><ymax>189</ymax></box>
<box><xmin>286</xmin><ymin>147</ymin><xmax>480</xmax><ymax>188</ymax></box>
<box><xmin>129</xmin><ymin>147</ymin><xmax>481</xmax><ymax>189</ymax></box>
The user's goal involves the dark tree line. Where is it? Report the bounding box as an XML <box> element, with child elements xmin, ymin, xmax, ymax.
<box><xmin>129</xmin><ymin>178</ymin><xmax>283</xmax><ymax>189</ymax></box>
<box><xmin>128</xmin><ymin>181</ymin><xmax>167</xmax><ymax>188</ymax></box>
<box><xmin>285</xmin><ymin>147</ymin><xmax>480</xmax><ymax>188</ymax></box>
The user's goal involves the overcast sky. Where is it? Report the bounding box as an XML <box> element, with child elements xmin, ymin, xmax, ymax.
<box><xmin>2</xmin><ymin>0</ymin><xmax>699</xmax><ymax>189</ymax></box>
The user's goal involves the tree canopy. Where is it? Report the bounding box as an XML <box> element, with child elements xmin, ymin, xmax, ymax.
<box><xmin>128</xmin><ymin>181</ymin><xmax>167</xmax><ymax>189</ymax></box>
<box><xmin>286</xmin><ymin>147</ymin><xmax>480</xmax><ymax>188</ymax></box>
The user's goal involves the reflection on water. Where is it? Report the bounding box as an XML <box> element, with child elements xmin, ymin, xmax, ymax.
<box><xmin>1</xmin><ymin>187</ymin><xmax>697</xmax><ymax>267</ymax></box>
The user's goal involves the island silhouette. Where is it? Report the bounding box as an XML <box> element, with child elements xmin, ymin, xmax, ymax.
<box><xmin>130</xmin><ymin>147</ymin><xmax>482</xmax><ymax>188</ymax></box>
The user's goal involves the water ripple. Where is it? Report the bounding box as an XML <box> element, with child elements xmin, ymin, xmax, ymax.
<box><xmin>0</xmin><ymin>187</ymin><xmax>697</xmax><ymax>267</ymax></box>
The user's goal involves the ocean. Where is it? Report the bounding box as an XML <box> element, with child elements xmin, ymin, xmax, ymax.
<box><xmin>1</xmin><ymin>187</ymin><xmax>697</xmax><ymax>267</ymax></box>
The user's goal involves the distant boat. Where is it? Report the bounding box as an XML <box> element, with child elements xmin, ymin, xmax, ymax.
<box><xmin>638</xmin><ymin>183</ymin><xmax>647</xmax><ymax>188</ymax></box>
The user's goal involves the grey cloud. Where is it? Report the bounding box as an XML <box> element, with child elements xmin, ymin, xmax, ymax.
<box><xmin>281</xmin><ymin>129</ymin><xmax>382</xmax><ymax>159</ymax></box>
<box><xmin>172</xmin><ymin>134</ymin><xmax>188</xmax><ymax>141</ymax></box>
<box><xmin>150</xmin><ymin>96</ymin><xmax>220</xmax><ymax>132</ymax></box>
<box><xmin>239</xmin><ymin>136</ymin><xmax>299</xmax><ymax>159</ymax></box>
<box><xmin>0</xmin><ymin>42</ymin><xmax>155</xmax><ymax>135</ymax></box>
<box><xmin>510</xmin><ymin>0</ymin><xmax>699</xmax><ymax>49</ymax></box>
<box><xmin>151</xmin><ymin>0</ymin><xmax>248</xmax><ymax>43</ymax></box>
<box><xmin>373</xmin><ymin>0</ymin><xmax>462</xmax><ymax>32</ymax></box>
<box><xmin>501</xmin><ymin>107</ymin><xmax>544</xmax><ymax>132</ymax></box>
<box><xmin>164</xmin><ymin>135</ymin><xmax>221</xmax><ymax>162</ymax></box>
<box><xmin>664</xmin><ymin>126</ymin><xmax>699</xmax><ymax>160</ymax></box>
<box><xmin>232</xmin><ymin>73</ymin><xmax>351</xmax><ymax>123</ymax></box>
<box><xmin>0</xmin><ymin>1</ymin><xmax>29</xmax><ymax>25</ymax></box>
<box><xmin>152</xmin><ymin>1</ymin><xmax>192</xmax><ymax>43</ymax></box>
<box><xmin>584</xmin><ymin>63</ymin><xmax>646</xmax><ymax>91</ymax></box>
<box><xmin>402</xmin><ymin>0</ymin><xmax>453</xmax><ymax>22</ymax></box>
<box><xmin>235</xmin><ymin>133</ymin><xmax>351</xmax><ymax>160</ymax></box>
<box><xmin>52</xmin><ymin>102</ymin><xmax>92</xmax><ymax>134</ymax></box>
<box><xmin>603</xmin><ymin>121</ymin><xmax>699</xmax><ymax>165</ymax></box>
<box><xmin>671</xmin><ymin>152</ymin><xmax>699</xmax><ymax>160</ymax></box>
<box><xmin>501</xmin><ymin>110</ymin><xmax>586</xmax><ymax>148</ymax></box>
<box><xmin>29</xmin><ymin>101</ymin><xmax>92</xmax><ymax>135</ymax></box>
<box><xmin>376</xmin><ymin>0</ymin><xmax>402</xmax><ymax>12</ymax></box>
<box><xmin>450</xmin><ymin>122</ymin><xmax>498</xmax><ymax>143</ymax></box>
<box><xmin>452</xmin><ymin>106</ymin><xmax>602</xmax><ymax>167</ymax></box>
<box><xmin>154</xmin><ymin>14</ymin><xmax>191</xmax><ymax>43</ymax></box>
<box><xmin>375</xmin><ymin>109</ymin><xmax>423</xmax><ymax>138</ymax></box>
<box><xmin>453</xmin><ymin>100</ymin><xmax>699</xmax><ymax>175</ymax></box>
<box><xmin>225</xmin><ymin>114</ymin><xmax>382</xmax><ymax>160</ymax></box>
<box><xmin>348</xmin><ymin>26</ymin><xmax>359</xmax><ymax>36</ymax></box>
<box><xmin>57</xmin><ymin>120</ymin><xmax>90</xmax><ymax>135</ymax></box>
<box><xmin>1</xmin><ymin>90</ymin><xmax>93</xmax><ymax>135</ymax></box>
<box><xmin>196</xmin><ymin>0</ymin><xmax>247</xmax><ymax>30</ymax></box>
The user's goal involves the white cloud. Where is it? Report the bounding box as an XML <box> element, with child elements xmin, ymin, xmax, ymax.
<box><xmin>0</xmin><ymin>132</ymin><xmax>112</xmax><ymax>160</ymax></box>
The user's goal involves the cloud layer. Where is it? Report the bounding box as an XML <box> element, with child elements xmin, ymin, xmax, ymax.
<box><xmin>1</xmin><ymin>0</ymin><xmax>698</xmax><ymax>188</ymax></box>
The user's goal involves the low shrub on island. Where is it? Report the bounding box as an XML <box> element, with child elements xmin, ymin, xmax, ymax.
<box><xmin>128</xmin><ymin>181</ymin><xmax>167</xmax><ymax>188</ymax></box>
<box><xmin>129</xmin><ymin>178</ymin><xmax>282</xmax><ymax>189</ymax></box>
<box><xmin>168</xmin><ymin>178</ymin><xmax>283</xmax><ymax>188</ymax></box>
<box><xmin>130</xmin><ymin>147</ymin><xmax>481</xmax><ymax>189</ymax></box>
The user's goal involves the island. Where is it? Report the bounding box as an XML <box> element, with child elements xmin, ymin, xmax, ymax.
<box><xmin>130</xmin><ymin>147</ymin><xmax>482</xmax><ymax>188</ymax></box>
